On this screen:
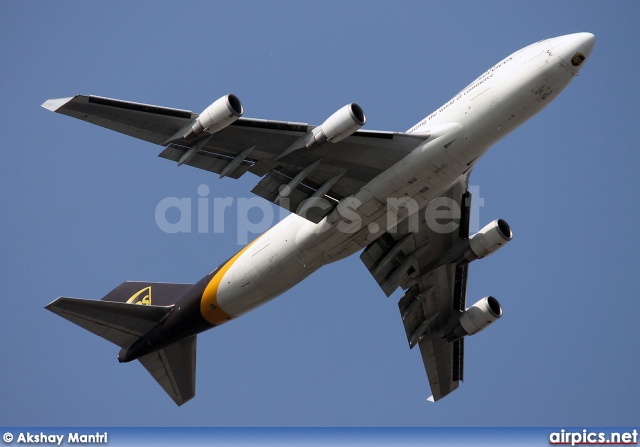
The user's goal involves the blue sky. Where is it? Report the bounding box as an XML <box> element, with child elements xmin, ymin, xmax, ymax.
<box><xmin>1</xmin><ymin>1</ymin><xmax>639</xmax><ymax>427</ymax></box>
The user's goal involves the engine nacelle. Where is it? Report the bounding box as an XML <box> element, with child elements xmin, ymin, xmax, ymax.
<box><xmin>184</xmin><ymin>94</ymin><xmax>243</xmax><ymax>141</ymax></box>
<box><xmin>444</xmin><ymin>296</ymin><xmax>503</xmax><ymax>342</ymax></box>
<box><xmin>304</xmin><ymin>103</ymin><xmax>366</xmax><ymax>148</ymax></box>
<box><xmin>465</xmin><ymin>218</ymin><xmax>512</xmax><ymax>261</ymax></box>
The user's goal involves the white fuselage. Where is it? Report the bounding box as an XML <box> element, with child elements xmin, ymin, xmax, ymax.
<box><xmin>211</xmin><ymin>33</ymin><xmax>594</xmax><ymax>320</ymax></box>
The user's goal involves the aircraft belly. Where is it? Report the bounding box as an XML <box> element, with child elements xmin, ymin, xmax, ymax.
<box><xmin>216</xmin><ymin>272</ymin><xmax>270</xmax><ymax>318</ymax></box>
<box><xmin>216</xmin><ymin>224</ymin><xmax>320</xmax><ymax>317</ymax></box>
<box><xmin>338</xmin><ymin>128</ymin><xmax>469</xmax><ymax>230</ymax></box>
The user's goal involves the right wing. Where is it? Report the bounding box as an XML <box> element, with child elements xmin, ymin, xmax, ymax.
<box><xmin>42</xmin><ymin>95</ymin><xmax>430</xmax><ymax>223</ymax></box>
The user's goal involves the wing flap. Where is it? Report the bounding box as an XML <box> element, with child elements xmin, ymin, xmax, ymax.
<box><xmin>361</xmin><ymin>177</ymin><xmax>471</xmax><ymax>297</ymax></box>
<box><xmin>399</xmin><ymin>264</ymin><xmax>457</xmax><ymax>347</ymax></box>
<box><xmin>158</xmin><ymin>144</ymin><xmax>253</xmax><ymax>179</ymax></box>
<box><xmin>249</xmin><ymin>166</ymin><xmax>338</xmax><ymax>223</ymax></box>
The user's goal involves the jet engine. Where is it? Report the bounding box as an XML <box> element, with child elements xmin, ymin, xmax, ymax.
<box><xmin>304</xmin><ymin>103</ymin><xmax>366</xmax><ymax>148</ymax></box>
<box><xmin>465</xmin><ymin>218</ymin><xmax>512</xmax><ymax>261</ymax></box>
<box><xmin>183</xmin><ymin>94</ymin><xmax>244</xmax><ymax>141</ymax></box>
<box><xmin>444</xmin><ymin>296</ymin><xmax>503</xmax><ymax>342</ymax></box>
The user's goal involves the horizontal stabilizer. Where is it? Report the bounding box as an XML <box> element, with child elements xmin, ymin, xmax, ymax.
<box><xmin>45</xmin><ymin>297</ymin><xmax>174</xmax><ymax>349</ymax></box>
<box><xmin>139</xmin><ymin>336</ymin><xmax>197</xmax><ymax>406</ymax></box>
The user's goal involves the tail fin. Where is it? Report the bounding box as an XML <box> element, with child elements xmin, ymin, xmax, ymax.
<box><xmin>46</xmin><ymin>280</ymin><xmax>197</xmax><ymax>406</ymax></box>
<box><xmin>100</xmin><ymin>281</ymin><xmax>193</xmax><ymax>306</ymax></box>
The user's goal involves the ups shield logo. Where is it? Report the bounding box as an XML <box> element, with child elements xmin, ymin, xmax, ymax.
<box><xmin>571</xmin><ymin>52</ymin><xmax>586</xmax><ymax>67</ymax></box>
<box><xmin>126</xmin><ymin>286</ymin><xmax>152</xmax><ymax>305</ymax></box>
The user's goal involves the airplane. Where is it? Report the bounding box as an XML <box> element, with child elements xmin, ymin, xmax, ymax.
<box><xmin>43</xmin><ymin>32</ymin><xmax>595</xmax><ymax>406</ymax></box>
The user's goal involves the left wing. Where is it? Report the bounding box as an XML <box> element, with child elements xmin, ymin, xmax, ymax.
<box><xmin>360</xmin><ymin>177</ymin><xmax>472</xmax><ymax>401</ymax></box>
<box><xmin>360</xmin><ymin>176</ymin><xmax>510</xmax><ymax>401</ymax></box>
<box><xmin>43</xmin><ymin>95</ymin><xmax>430</xmax><ymax>223</ymax></box>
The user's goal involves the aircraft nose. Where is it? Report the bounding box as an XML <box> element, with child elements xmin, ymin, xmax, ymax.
<box><xmin>577</xmin><ymin>32</ymin><xmax>596</xmax><ymax>58</ymax></box>
<box><xmin>555</xmin><ymin>32</ymin><xmax>595</xmax><ymax>71</ymax></box>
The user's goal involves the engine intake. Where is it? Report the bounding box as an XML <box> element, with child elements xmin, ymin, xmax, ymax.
<box><xmin>184</xmin><ymin>94</ymin><xmax>243</xmax><ymax>141</ymax></box>
<box><xmin>444</xmin><ymin>296</ymin><xmax>503</xmax><ymax>342</ymax></box>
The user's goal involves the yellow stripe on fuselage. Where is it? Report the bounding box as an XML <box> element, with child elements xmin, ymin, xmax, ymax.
<box><xmin>200</xmin><ymin>238</ymin><xmax>260</xmax><ymax>325</ymax></box>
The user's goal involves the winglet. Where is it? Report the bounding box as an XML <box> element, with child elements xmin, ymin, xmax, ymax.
<box><xmin>42</xmin><ymin>97</ymin><xmax>74</xmax><ymax>112</ymax></box>
<box><xmin>427</xmin><ymin>395</ymin><xmax>435</xmax><ymax>402</ymax></box>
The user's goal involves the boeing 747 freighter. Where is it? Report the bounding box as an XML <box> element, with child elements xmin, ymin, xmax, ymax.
<box><xmin>44</xmin><ymin>32</ymin><xmax>595</xmax><ymax>405</ymax></box>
